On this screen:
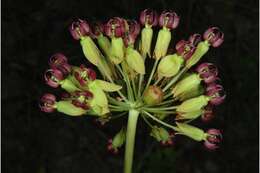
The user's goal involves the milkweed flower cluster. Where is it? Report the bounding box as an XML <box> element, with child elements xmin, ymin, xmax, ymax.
<box><xmin>39</xmin><ymin>9</ymin><xmax>225</xmax><ymax>173</ymax></box>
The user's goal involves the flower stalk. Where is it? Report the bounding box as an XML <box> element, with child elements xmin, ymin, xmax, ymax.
<box><xmin>124</xmin><ymin>109</ymin><xmax>139</xmax><ymax>173</ymax></box>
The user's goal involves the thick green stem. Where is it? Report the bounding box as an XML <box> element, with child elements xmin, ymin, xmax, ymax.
<box><xmin>124</xmin><ymin>109</ymin><xmax>139</xmax><ymax>173</ymax></box>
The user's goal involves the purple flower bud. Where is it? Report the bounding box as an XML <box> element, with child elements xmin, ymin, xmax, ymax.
<box><xmin>175</xmin><ymin>40</ymin><xmax>196</xmax><ymax>60</ymax></box>
<box><xmin>123</xmin><ymin>20</ymin><xmax>141</xmax><ymax>46</ymax></box>
<box><xmin>159</xmin><ymin>11</ymin><xmax>179</xmax><ymax>30</ymax></box>
<box><xmin>203</xmin><ymin>27</ymin><xmax>224</xmax><ymax>47</ymax></box>
<box><xmin>74</xmin><ymin>65</ymin><xmax>96</xmax><ymax>86</ymax></box>
<box><xmin>139</xmin><ymin>9</ymin><xmax>158</xmax><ymax>26</ymax></box>
<box><xmin>204</xmin><ymin>129</ymin><xmax>222</xmax><ymax>150</ymax></box>
<box><xmin>44</xmin><ymin>69</ymin><xmax>64</xmax><ymax>88</ymax></box>
<box><xmin>196</xmin><ymin>63</ymin><xmax>218</xmax><ymax>84</ymax></box>
<box><xmin>189</xmin><ymin>34</ymin><xmax>202</xmax><ymax>47</ymax></box>
<box><xmin>49</xmin><ymin>53</ymin><xmax>71</xmax><ymax>75</ymax></box>
<box><xmin>201</xmin><ymin>105</ymin><xmax>214</xmax><ymax>122</ymax></box>
<box><xmin>206</xmin><ymin>83</ymin><xmax>226</xmax><ymax>105</ymax></box>
<box><xmin>69</xmin><ymin>19</ymin><xmax>91</xmax><ymax>40</ymax></box>
<box><xmin>92</xmin><ymin>22</ymin><xmax>105</xmax><ymax>37</ymax></box>
<box><xmin>105</xmin><ymin>17</ymin><xmax>126</xmax><ymax>38</ymax></box>
<box><xmin>39</xmin><ymin>93</ymin><xmax>56</xmax><ymax>113</ymax></box>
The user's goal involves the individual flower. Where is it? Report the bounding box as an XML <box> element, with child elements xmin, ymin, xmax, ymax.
<box><xmin>49</xmin><ymin>53</ymin><xmax>68</xmax><ymax>68</ymax></box>
<box><xmin>175</xmin><ymin>40</ymin><xmax>196</xmax><ymax>60</ymax></box>
<box><xmin>74</xmin><ymin>65</ymin><xmax>96</xmax><ymax>86</ymax></box>
<box><xmin>139</xmin><ymin>9</ymin><xmax>158</xmax><ymax>57</ymax></box>
<box><xmin>44</xmin><ymin>68</ymin><xmax>64</xmax><ymax>88</ymax></box>
<box><xmin>139</xmin><ymin>9</ymin><xmax>158</xmax><ymax>27</ymax></box>
<box><xmin>49</xmin><ymin>53</ymin><xmax>71</xmax><ymax>75</ymax></box>
<box><xmin>206</xmin><ymin>83</ymin><xmax>226</xmax><ymax>105</ymax></box>
<box><xmin>105</xmin><ymin>17</ymin><xmax>127</xmax><ymax>64</ymax></box>
<box><xmin>105</xmin><ymin>17</ymin><xmax>126</xmax><ymax>38</ymax></box>
<box><xmin>154</xmin><ymin>11</ymin><xmax>179</xmax><ymax>59</ymax></box>
<box><xmin>203</xmin><ymin>27</ymin><xmax>224</xmax><ymax>47</ymax></box>
<box><xmin>69</xmin><ymin>19</ymin><xmax>92</xmax><ymax>40</ymax></box>
<box><xmin>92</xmin><ymin>22</ymin><xmax>105</xmax><ymax>38</ymax></box>
<box><xmin>71</xmin><ymin>90</ymin><xmax>93</xmax><ymax>110</ymax></box>
<box><xmin>39</xmin><ymin>93</ymin><xmax>56</xmax><ymax>113</ymax></box>
<box><xmin>158</xmin><ymin>11</ymin><xmax>180</xmax><ymax>30</ymax></box>
<box><xmin>201</xmin><ymin>105</ymin><xmax>214</xmax><ymax>122</ymax></box>
<box><xmin>39</xmin><ymin>93</ymin><xmax>87</xmax><ymax>116</ymax></box>
<box><xmin>123</xmin><ymin>20</ymin><xmax>140</xmax><ymax>46</ymax></box>
<box><xmin>204</xmin><ymin>129</ymin><xmax>222</xmax><ymax>150</ymax></box>
<box><xmin>185</xmin><ymin>28</ymin><xmax>223</xmax><ymax>69</ymax></box>
<box><xmin>188</xmin><ymin>34</ymin><xmax>202</xmax><ymax>47</ymax></box>
<box><xmin>196</xmin><ymin>63</ymin><xmax>218</xmax><ymax>84</ymax></box>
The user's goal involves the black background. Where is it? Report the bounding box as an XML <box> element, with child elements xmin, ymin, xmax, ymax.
<box><xmin>2</xmin><ymin>0</ymin><xmax>259</xmax><ymax>172</ymax></box>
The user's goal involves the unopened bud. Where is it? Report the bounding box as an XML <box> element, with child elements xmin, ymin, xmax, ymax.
<box><xmin>143</xmin><ymin>86</ymin><xmax>164</xmax><ymax>105</ymax></box>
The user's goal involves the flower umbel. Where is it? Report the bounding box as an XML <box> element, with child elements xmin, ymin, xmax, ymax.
<box><xmin>40</xmin><ymin>9</ymin><xmax>226</xmax><ymax>173</ymax></box>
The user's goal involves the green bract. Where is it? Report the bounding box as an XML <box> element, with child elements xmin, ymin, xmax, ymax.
<box><xmin>110</xmin><ymin>38</ymin><xmax>125</xmax><ymax>64</ymax></box>
<box><xmin>97</xmin><ymin>35</ymin><xmax>111</xmax><ymax>57</ymax></box>
<box><xmin>60</xmin><ymin>78</ymin><xmax>81</xmax><ymax>93</ymax></box>
<box><xmin>125</xmin><ymin>47</ymin><xmax>145</xmax><ymax>74</ymax></box>
<box><xmin>88</xmin><ymin>81</ymin><xmax>109</xmax><ymax>115</ymax></box>
<box><xmin>176</xmin><ymin>95</ymin><xmax>209</xmax><ymax>113</ymax></box>
<box><xmin>56</xmin><ymin>101</ymin><xmax>87</xmax><ymax>116</ymax></box>
<box><xmin>95</xmin><ymin>79</ymin><xmax>122</xmax><ymax>92</ymax></box>
<box><xmin>81</xmin><ymin>36</ymin><xmax>102</xmax><ymax>65</ymax></box>
<box><xmin>176</xmin><ymin>123</ymin><xmax>207</xmax><ymax>141</ymax></box>
<box><xmin>141</xmin><ymin>27</ymin><xmax>153</xmax><ymax>57</ymax></box>
<box><xmin>154</xmin><ymin>28</ymin><xmax>171</xmax><ymax>59</ymax></box>
<box><xmin>172</xmin><ymin>73</ymin><xmax>202</xmax><ymax>98</ymax></box>
<box><xmin>157</xmin><ymin>54</ymin><xmax>184</xmax><ymax>77</ymax></box>
<box><xmin>176</xmin><ymin>109</ymin><xmax>203</xmax><ymax>120</ymax></box>
<box><xmin>178</xmin><ymin>85</ymin><xmax>204</xmax><ymax>101</ymax></box>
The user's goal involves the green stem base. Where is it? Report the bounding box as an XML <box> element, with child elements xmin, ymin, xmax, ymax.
<box><xmin>124</xmin><ymin>109</ymin><xmax>140</xmax><ymax>173</ymax></box>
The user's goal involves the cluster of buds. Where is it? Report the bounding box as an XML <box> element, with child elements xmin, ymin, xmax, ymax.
<box><xmin>40</xmin><ymin>9</ymin><xmax>226</xmax><ymax>172</ymax></box>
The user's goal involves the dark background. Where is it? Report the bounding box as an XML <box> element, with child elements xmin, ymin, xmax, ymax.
<box><xmin>2</xmin><ymin>0</ymin><xmax>259</xmax><ymax>172</ymax></box>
